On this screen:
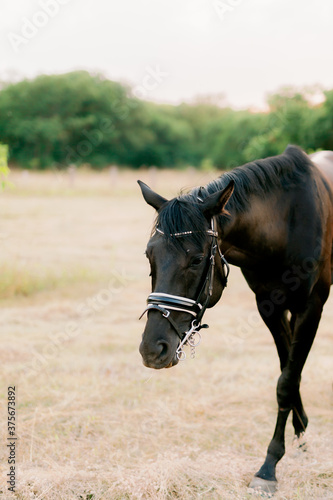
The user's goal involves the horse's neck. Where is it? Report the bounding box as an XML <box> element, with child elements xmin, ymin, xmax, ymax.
<box><xmin>220</xmin><ymin>194</ymin><xmax>288</xmax><ymax>268</ymax></box>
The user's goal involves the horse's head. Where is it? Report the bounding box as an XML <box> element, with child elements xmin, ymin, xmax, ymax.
<box><xmin>138</xmin><ymin>180</ymin><xmax>234</xmax><ymax>369</ymax></box>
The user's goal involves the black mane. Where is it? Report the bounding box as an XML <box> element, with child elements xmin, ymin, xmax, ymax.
<box><xmin>154</xmin><ymin>145</ymin><xmax>313</xmax><ymax>248</ymax></box>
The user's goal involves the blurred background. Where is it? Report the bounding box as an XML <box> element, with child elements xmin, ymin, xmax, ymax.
<box><xmin>0</xmin><ymin>1</ymin><xmax>332</xmax><ymax>499</ymax></box>
<box><xmin>1</xmin><ymin>0</ymin><xmax>333</xmax><ymax>171</ymax></box>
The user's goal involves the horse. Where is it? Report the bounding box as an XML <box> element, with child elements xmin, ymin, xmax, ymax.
<box><xmin>138</xmin><ymin>145</ymin><xmax>333</xmax><ymax>495</ymax></box>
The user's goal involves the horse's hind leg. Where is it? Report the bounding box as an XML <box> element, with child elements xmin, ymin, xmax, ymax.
<box><xmin>287</xmin><ymin>313</ymin><xmax>308</xmax><ymax>439</ymax></box>
<box><xmin>291</xmin><ymin>392</ymin><xmax>308</xmax><ymax>440</ymax></box>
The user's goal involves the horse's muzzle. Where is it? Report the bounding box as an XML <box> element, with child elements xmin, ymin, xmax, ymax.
<box><xmin>139</xmin><ymin>336</ymin><xmax>179</xmax><ymax>369</ymax></box>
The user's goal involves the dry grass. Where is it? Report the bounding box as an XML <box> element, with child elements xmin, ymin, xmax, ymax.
<box><xmin>0</xmin><ymin>168</ymin><xmax>332</xmax><ymax>499</ymax></box>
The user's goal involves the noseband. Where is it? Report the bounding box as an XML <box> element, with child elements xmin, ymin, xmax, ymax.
<box><xmin>139</xmin><ymin>218</ymin><xmax>230</xmax><ymax>360</ymax></box>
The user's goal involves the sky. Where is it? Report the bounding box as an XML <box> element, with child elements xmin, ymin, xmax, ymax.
<box><xmin>1</xmin><ymin>0</ymin><xmax>333</xmax><ymax>109</ymax></box>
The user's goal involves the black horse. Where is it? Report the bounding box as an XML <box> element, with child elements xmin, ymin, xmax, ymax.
<box><xmin>138</xmin><ymin>145</ymin><xmax>333</xmax><ymax>494</ymax></box>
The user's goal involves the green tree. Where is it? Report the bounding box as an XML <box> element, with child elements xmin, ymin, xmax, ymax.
<box><xmin>0</xmin><ymin>73</ymin><xmax>332</xmax><ymax>170</ymax></box>
<box><xmin>0</xmin><ymin>72</ymin><xmax>134</xmax><ymax>168</ymax></box>
<box><xmin>0</xmin><ymin>143</ymin><xmax>9</xmax><ymax>189</ymax></box>
<box><xmin>311</xmin><ymin>89</ymin><xmax>333</xmax><ymax>150</ymax></box>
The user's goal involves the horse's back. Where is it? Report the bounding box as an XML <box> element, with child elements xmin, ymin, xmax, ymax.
<box><xmin>309</xmin><ymin>151</ymin><xmax>333</xmax><ymax>285</ymax></box>
<box><xmin>310</xmin><ymin>150</ymin><xmax>333</xmax><ymax>189</ymax></box>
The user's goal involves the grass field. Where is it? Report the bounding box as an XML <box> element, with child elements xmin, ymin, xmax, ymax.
<box><xmin>0</xmin><ymin>168</ymin><xmax>332</xmax><ymax>499</ymax></box>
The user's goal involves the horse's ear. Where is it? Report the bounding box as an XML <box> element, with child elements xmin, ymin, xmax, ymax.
<box><xmin>137</xmin><ymin>180</ymin><xmax>168</xmax><ymax>211</ymax></box>
<box><xmin>200</xmin><ymin>180</ymin><xmax>234</xmax><ymax>217</ymax></box>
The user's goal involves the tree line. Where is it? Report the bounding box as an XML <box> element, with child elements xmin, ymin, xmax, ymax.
<box><xmin>0</xmin><ymin>71</ymin><xmax>332</xmax><ymax>170</ymax></box>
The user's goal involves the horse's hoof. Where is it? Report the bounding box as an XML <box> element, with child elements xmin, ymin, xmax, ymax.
<box><xmin>248</xmin><ymin>476</ymin><xmax>278</xmax><ymax>497</ymax></box>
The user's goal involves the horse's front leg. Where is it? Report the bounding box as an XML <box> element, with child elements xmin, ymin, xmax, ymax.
<box><xmin>254</xmin><ymin>295</ymin><xmax>309</xmax><ymax>434</ymax></box>
<box><xmin>250</xmin><ymin>286</ymin><xmax>328</xmax><ymax>495</ymax></box>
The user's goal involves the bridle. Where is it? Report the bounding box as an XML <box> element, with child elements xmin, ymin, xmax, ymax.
<box><xmin>139</xmin><ymin>217</ymin><xmax>230</xmax><ymax>360</ymax></box>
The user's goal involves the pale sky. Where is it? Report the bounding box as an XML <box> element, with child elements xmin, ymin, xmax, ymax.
<box><xmin>1</xmin><ymin>0</ymin><xmax>333</xmax><ymax>109</ymax></box>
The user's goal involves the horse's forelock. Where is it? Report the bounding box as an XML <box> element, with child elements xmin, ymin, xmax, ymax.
<box><xmin>153</xmin><ymin>196</ymin><xmax>207</xmax><ymax>250</ymax></box>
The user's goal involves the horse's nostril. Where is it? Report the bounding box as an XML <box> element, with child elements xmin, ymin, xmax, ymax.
<box><xmin>156</xmin><ymin>340</ymin><xmax>170</xmax><ymax>359</ymax></box>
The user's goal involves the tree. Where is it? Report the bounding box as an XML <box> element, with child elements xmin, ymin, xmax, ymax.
<box><xmin>0</xmin><ymin>73</ymin><xmax>331</xmax><ymax>169</ymax></box>
<box><xmin>0</xmin><ymin>143</ymin><xmax>9</xmax><ymax>189</ymax></box>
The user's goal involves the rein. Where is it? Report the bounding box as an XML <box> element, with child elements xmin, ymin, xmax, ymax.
<box><xmin>139</xmin><ymin>218</ymin><xmax>230</xmax><ymax>361</ymax></box>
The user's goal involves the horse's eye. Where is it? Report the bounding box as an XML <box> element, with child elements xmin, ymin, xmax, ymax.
<box><xmin>190</xmin><ymin>256</ymin><xmax>204</xmax><ymax>267</ymax></box>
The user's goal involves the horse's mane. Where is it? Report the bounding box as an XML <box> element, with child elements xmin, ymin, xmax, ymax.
<box><xmin>155</xmin><ymin>145</ymin><xmax>314</xmax><ymax>249</ymax></box>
